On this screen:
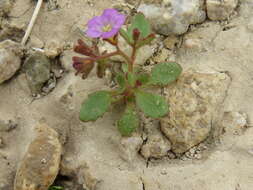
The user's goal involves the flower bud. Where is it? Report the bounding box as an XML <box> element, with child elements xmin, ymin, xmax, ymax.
<box><xmin>72</xmin><ymin>56</ymin><xmax>95</xmax><ymax>79</ymax></box>
<box><xmin>133</xmin><ymin>28</ymin><xmax>140</xmax><ymax>42</ymax></box>
<box><xmin>74</xmin><ymin>39</ymin><xmax>96</xmax><ymax>57</ymax></box>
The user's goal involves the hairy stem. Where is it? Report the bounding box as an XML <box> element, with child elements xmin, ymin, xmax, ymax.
<box><xmin>129</xmin><ymin>43</ymin><xmax>137</xmax><ymax>72</ymax></box>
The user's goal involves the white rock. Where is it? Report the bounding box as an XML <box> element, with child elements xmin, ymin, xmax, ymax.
<box><xmin>207</xmin><ymin>0</ymin><xmax>238</xmax><ymax>21</ymax></box>
<box><xmin>161</xmin><ymin>71</ymin><xmax>231</xmax><ymax>153</ymax></box>
<box><xmin>0</xmin><ymin>45</ymin><xmax>21</xmax><ymax>84</ymax></box>
<box><xmin>138</xmin><ymin>0</ymin><xmax>206</xmax><ymax>35</ymax></box>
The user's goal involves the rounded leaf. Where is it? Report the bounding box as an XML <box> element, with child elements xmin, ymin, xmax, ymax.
<box><xmin>136</xmin><ymin>91</ymin><xmax>169</xmax><ymax>118</ymax></box>
<box><xmin>128</xmin><ymin>13</ymin><xmax>151</xmax><ymax>39</ymax></box>
<box><xmin>80</xmin><ymin>91</ymin><xmax>111</xmax><ymax>121</ymax></box>
<box><xmin>117</xmin><ymin>107</ymin><xmax>139</xmax><ymax>136</ymax></box>
<box><xmin>150</xmin><ymin>62</ymin><xmax>182</xmax><ymax>85</ymax></box>
<box><xmin>137</xmin><ymin>73</ymin><xmax>150</xmax><ymax>85</ymax></box>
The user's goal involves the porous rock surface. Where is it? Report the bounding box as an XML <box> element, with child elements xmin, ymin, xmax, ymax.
<box><xmin>14</xmin><ymin>124</ymin><xmax>62</xmax><ymax>190</ymax></box>
<box><xmin>161</xmin><ymin>71</ymin><xmax>231</xmax><ymax>153</ymax></box>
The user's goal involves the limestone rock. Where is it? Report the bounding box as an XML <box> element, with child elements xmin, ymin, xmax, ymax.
<box><xmin>161</xmin><ymin>71</ymin><xmax>231</xmax><ymax>153</ymax></box>
<box><xmin>0</xmin><ymin>40</ymin><xmax>22</xmax><ymax>84</ymax></box>
<box><xmin>207</xmin><ymin>0</ymin><xmax>238</xmax><ymax>21</ymax></box>
<box><xmin>141</xmin><ymin>134</ymin><xmax>171</xmax><ymax>159</ymax></box>
<box><xmin>23</xmin><ymin>52</ymin><xmax>51</xmax><ymax>94</ymax></box>
<box><xmin>14</xmin><ymin>123</ymin><xmax>62</xmax><ymax>190</ymax></box>
<box><xmin>138</xmin><ymin>0</ymin><xmax>206</xmax><ymax>35</ymax></box>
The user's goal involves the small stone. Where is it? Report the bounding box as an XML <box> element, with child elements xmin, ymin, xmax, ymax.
<box><xmin>207</xmin><ymin>0</ymin><xmax>238</xmax><ymax>21</ymax></box>
<box><xmin>0</xmin><ymin>40</ymin><xmax>22</xmax><ymax>84</ymax></box>
<box><xmin>0</xmin><ymin>119</ymin><xmax>17</xmax><ymax>132</ymax></box>
<box><xmin>167</xmin><ymin>151</ymin><xmax>176</xmax><ymax>159</ymax></box>
<box><xmin>160</xmin><ymin>169</ymin><xmax>167</xmax><ymax>175</ymax></box>
<box><xmin>161</xmin><ymin>71</ymin><xmax>231</xmax><ymax>153</ymax></box>
<box><xmin>194</xmin><ymin>153</ymin><xmax>202</xmax><ymax>159</ymax></box>
<box><xmin>163</xmin><ymin>35</ymin><xmax>179</xmax><ymax>49</ymax></box>
<box><xmin>221</xmin><ymin>112</ymin><xmax>247</xmax><ymax>136</ymax></box>
<box><xmin>45</xmin><ymin>40</ymin><xmax>63</xmax><ymax>58</ymax></box>
<box><xmin>118</xmin><ymin>135</ymin><xmax>143</xmax><ymax>162</ymax></box>
<box><xmin>30</xmin><ymin>36</ymin><xmax>44</xmax><ymax>48</ymax></box>
<box><xmin>23</xmin><ymin>52</ymin><xmax>51</xmax><ymax>94</ymax></box>
<box><xmin>141</xmin><ymin>135</ymin><xmax>171</xmax><ymax>159</ymax></box>
<box><xmin>14</xmin><ymin>123</ymin><xmax>62</xmax><ymax>190</ymax></box>
<box><xmin>42</xmin><ymin>77</ymin><xmax>56</xmax><ymax>94</ymax></box>
<box><xmin>184</xmin><ymin>38</ymin><xmax>201</xmax><ymax>49</ymax></box>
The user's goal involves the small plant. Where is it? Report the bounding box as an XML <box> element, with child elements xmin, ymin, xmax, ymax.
<box><xmin>73</xmin><ymin>8</ymin><xmax>182</xmax><ymax>136</ymax></box>
<box><xmin>48</xmin><ymin>185</ymin><xmax>64</xmax><ymax>190</ymax></box>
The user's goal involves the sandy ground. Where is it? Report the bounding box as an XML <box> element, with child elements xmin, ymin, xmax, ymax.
<box><xmin>0</xmin><ymin>0</ymin><xmax>253</xmax><ymax>190</ymax></box>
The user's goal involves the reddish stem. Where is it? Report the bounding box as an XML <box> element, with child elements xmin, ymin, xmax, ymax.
<box><xmin>129</xmin><ymin>42</ymin><xmax>137</xmax><ymax>72</ymax></box>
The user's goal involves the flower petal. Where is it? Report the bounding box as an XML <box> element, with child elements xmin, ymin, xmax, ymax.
<box><xmin>87</xmin><ymin>16</ymin><xmax>104</xmax><ymax>28</ymax></box>
<box><xmin>86</xmin><ymin>28</ymin><xmax>102</xmax><ymax>38</ymax></box>
<box><xmin>112</xmin><ymin>14</ymin><xmax>126</xmax><ymax>28</ymax></box>
<box><xmin>102</xmin><ymin>8</ymin><xmax>119</xmax><ymax>19</ymax></box>
<box><xmin>86</xmin><ymin>8</ymin><xmax>126</xmax><ymax>39</ymax></box>
<box><xmin>101</xmin><ymin>28</ymin><xmax>119</xmax><ymax>39</ymax></box>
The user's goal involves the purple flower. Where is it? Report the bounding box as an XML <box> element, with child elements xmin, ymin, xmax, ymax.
<box><xmin>86</xmin><ymin>8</ymin><xmax>126</xmax><ymax>39</ymax></box>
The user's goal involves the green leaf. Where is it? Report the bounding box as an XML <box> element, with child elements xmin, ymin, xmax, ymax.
<box><xmin>137</xmin><ymin>73</ymin><xmax>150</xmax><ymax>85</ymax></box>
<box><xmin>128</xmin><ymin>13</ymin><xmax>151</xmax><ymax>40</ymax></box>
<box><xmin>118</xmin><ymin>106</ymin><xmax>139</xmax><ymax>136</ymax></box>
<box><xmin>115</xmin><ymin>73</ymin><xmax>126</xmax><ymax>93</ymax></box>
<box><xmin>49</xmin><ymin>186</ymin><xmax>63</xmax><ymax>190</ymax></box>
<box><xmin>121</xmin><ymin>63</ymin><xmax>128</xmax><ymax>73</ymax></box>
<box><xmin>80</xmin><ymin>91</ymin><xmax>111</xmax><ymax>121</ymax></box>
<box><xmin>127</xmin><ymin>72</ymin><xmax>136</xmax><ymax>87</ymax></box>
<box><xmin>135</xmin><ymin>91</ymin><xmax>169</xmax><ymax>118</ymax></box>
<box><xmin>150</xmin><ymin>62</ymin><xmax>182</xmax><ymax>85</ymax></box>
<box><xmin>120</xmin><ymin>28</ymin><xmax>133</xmax><ymax>45</ymax></box>
<box><xmin>116</xmin><ymin>73</ymin><xmax>126</xmax><ymax>89</ymax></box>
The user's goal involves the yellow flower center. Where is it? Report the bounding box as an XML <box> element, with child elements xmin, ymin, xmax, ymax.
<box><xmin>102</xmin><ymin>24</ymin><xmax>112</xmax><ymax>32</ymax></box>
